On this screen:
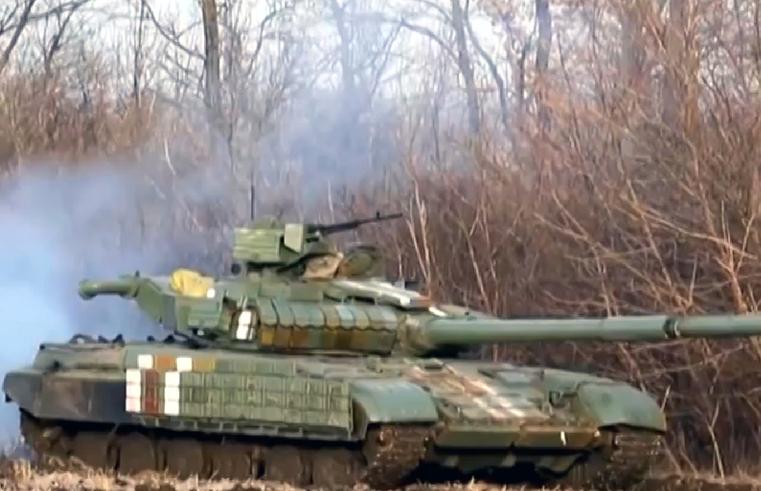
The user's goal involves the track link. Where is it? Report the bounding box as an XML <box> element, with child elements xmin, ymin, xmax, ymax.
<box><xmin>19</xmin><ymin>410</ymin><xmax>431</xmax><ymax>490</ymax></box>
<box><xmin>362</xmin><ymin>425</ymin><xmax>432</xmax><ymax>489</ymax></box>
<box><xmin>20</xmin><ymin>411</ymin><xmax>664</xmax><ymax>490</ymax></box>
<box><xmin>559</xmin><ymin>428</ymin><xmax>665</xmax><ymax>490</ymax></box>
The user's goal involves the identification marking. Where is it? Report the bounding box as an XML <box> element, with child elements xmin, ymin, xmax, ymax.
<box><xmin>137</xmin><ymin>354</ymin><xmax>154</xmax><ymax>370</ymax></box>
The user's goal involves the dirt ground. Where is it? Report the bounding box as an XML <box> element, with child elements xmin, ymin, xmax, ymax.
<box><xmin>2</xmin><ymin>458</ymin><xmax>761</xmax><ymax>491</ymax></box>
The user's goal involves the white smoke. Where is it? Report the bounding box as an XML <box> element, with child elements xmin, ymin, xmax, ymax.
<box><xmin>0</xmin><ymin>159</ymin><xmax>224</xmax><ymax>444</ymax></box>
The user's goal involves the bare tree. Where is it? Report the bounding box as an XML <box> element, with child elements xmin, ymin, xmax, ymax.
<box><xmin>41</xmin><ymin>0</ymin><xmax>89</xmax><ymax>76</ymax></box>
<box><xmin>617</xmin><ymin>0</ymin><xmax>652</xmax><ymax>106</ymax></box>
<box><xmin>450</xmin><ymin>0</ymin><xmax>479</xmax><ymax>135</ymax></box>
<box><xmin>132</xmin><ymin>0</ymin><xmax>146</xmax><ymax>106</ymax></box>
<box><xmin>0</xmin><ymin>0</ymin><xmax>39</xmax><ymax>74</ymax></box>
<box><xmin>534</xmin><ymin>0</ymin><xmax>551</xmax><ymax>129</ymax></box>
<box><xmin>662</xmin><ymin>0</ymin><xmax>699</xmax><ymax>133</ymax></box>
<box><xmin>201</xmin><ymin>0</ymin><xmax>227</xmax><ymax>166</ymax></box>
<box><xmin>0</xmin><ymin>0</ymin><xmax>93</xmax><ymax>76</ymax></box>
<box><xmin>463</xmin><ymin>5</ymin><xmax>508</xmax><ymax>131</ymax></box>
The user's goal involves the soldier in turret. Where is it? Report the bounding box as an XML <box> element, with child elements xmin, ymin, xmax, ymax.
<box><xmin>301</xmin><ymin>242</ymin><xmax>344</xmax><ymax>279</ymax></box>
<box><xmin>300</xmin><ymin>241</ymin><xmax>386</xmax><ymax>280</ymax></box>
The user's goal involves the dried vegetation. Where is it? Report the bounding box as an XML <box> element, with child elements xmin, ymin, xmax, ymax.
<box><xmin>1</xmin><ymin>0</ymin><xmax>761</xmax><ymax>487</ymax></box>
<box><xmin>5</xmin><ymin>458</ymin><xmax>761</xmax><ymax>491</ymax></box>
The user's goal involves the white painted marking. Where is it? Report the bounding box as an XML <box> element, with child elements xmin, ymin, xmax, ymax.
<box><xmin>125</xmin><ymin>368</ymin><xmax>142</xmax><ymax>385</ymax></box>
<box><xmin>125</xmin><ymin>397</ymin><xmax>141</xmax><ymax>412</ymax></box>
<box><xmin>561</xmin><ymin>431</ymin><xmax>567</xmax><ymax>446</ymax></box>
<box><xmin>126</xmin><ymin>383</ymin><xmax>142</xmax><ymax>399</ymax></box>
<box><xmin>493</xmin><ymin>396</ymin><xmax>512</xmax><ymax>407</ymax></box>
<box><xmin>470</xmin><ymin>395</ymin><xmax>512</xmax><ymax>420</ymax></box>
<box><xmin>137</xmin><ymin>354</ymin><xmax>154</xmax><ymax>369</ymax></box>
<box><xmin>164</xmin><ymin>387</ymin><xmax>180</xmax><ymax>402</ymax></box>
<box><xmin>470</xmin><ymin>379</ymin><xmax>498</xmax><ymax>395</ymax></box>
<box><xmin>164</xmin><ymin>371</ymin><xmax>181</xmax><ymax>388</ymax></box>
<box><xmin>164</xmin><ymin>400</ymin><xmax>180</xmax><ymax>416</ymax></box>
<box><xmin>238</xmin><ymin>310</ymin><xmax>252</xmax><ymax>326</ymax></box>
<box><xmin>176</xmin><ymin>356</ymin><xmax>193</xmax><ymax>372</ymax></box>
<box><xmin>206</xmin><ymin>288</ymin><xmax>216</xmax><ymax>299</ymax></box>
<box><xmin>235</xmin><ymin>324</ymin><xmax>250</xmax><ymax>340</ymax></box>
<box><xmin>428</xmin><ymin>306</ymin><xmax>448</xmax><ymax>317</ymax></box>
<box><xmin>473</xmin><ymin>397</ymin><xmax>497</xmax><ymax>414</ymax></box>
<box><xmin>472</xmin><ymin>396</ymin><xmax>488</xmax><ymax>408</ymax></box>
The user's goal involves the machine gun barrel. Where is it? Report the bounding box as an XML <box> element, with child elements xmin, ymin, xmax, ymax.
<box><xmin>78</xmin><ymin>277</ymin><xmax>141</xmax><ymax>300</ymax></box>
<box><xmin>309</xmin><ymin>212</ymin><xmax>403</xmax><ymax>236</ymax></box>
<box><xmin>409</xmin><ymin>314</ymin><xmax>761</xmax><ymax>352</ymax></box>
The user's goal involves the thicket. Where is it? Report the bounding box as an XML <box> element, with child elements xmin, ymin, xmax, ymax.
<box><xmin>1</xmin><ymin>0</ymin><xmax>760</xmax><ymax>480</ymax></box>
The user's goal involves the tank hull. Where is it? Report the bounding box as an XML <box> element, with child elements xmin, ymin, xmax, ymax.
<box><xmin>4</xmin><ymin>340</ymin><xmax>665</xmax><ymax>489</ymax></box>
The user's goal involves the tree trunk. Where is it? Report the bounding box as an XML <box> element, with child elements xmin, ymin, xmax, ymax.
<box><xmin>329</xmin><ymin>0</ymin><xmax>357</xmax><ymax>105</ymax></box>
<box><xmin>0</xmin><ymin>0</ymin><xmax>38</xmax><ymax>75</ymax></box>
<box><xmin>662</xmin><ymin>0</ymin><xmax>699</xmax><ymax>134</ymax></box>
<box><xmin>535</xmin><ymin>0</ymin><xmax>552</xmax><ymax>130</ymax></box>
<box><xmin>619</xmin><ymin>0</ymin><xmax>650</xmax><ymax>108</ymax></box>
<box><xmin>450</xmin><ymin>0</ymin><xmax>480</xmax><ymax>135</ymax></box>
<box><xmin>133</xmin><ymin>0</ymin><xmax>146</xmax><ymax>107</ymax></box>
<box><xmin>201</xmin><ymin>0</ymin><xmax>226</xmax><ymax>165</ymax></box>
<box><xmin>464</xmin><ymin>8</ymin><xmax>508</xmax><ymax>131</ymax></box>
<box><xmin>617</xmin><ymin>0</ymin><xmax>655</xmax><ymax>165</ymax></box>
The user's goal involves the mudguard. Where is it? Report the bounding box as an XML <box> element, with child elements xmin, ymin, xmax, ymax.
<box><xmin>350</xmin><ymin>379</ymin><xmax>438</xmax><ymax>429</ymax></box>
<box><xmin>576</xmin><ymin>381</ymin><xmax>667</xmax><ymax>432</ymax></box>
<box><xmin>2</xmin><ymin>370</ymin><xmax>38</xmax><ymax>412</ymax></box>
<box><xmin>3</xmin><ymin>369</ymin><xmax>129</xmax><ymax>424</ymax></box>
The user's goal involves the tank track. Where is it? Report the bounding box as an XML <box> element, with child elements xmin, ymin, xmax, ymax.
<box><xmin>19</xmin><ymin>410</ymin><xmax>431</xmax><ymax>490</ymax></box>
<box><xmin>559</xmin><ymin>428</ymin><xmax>665</xmax><ymax>490</ymax></box>
<box><xmin>362</xmin><ymin>425</ymin><xmax>432</xmax><ymax>489</ymax></box>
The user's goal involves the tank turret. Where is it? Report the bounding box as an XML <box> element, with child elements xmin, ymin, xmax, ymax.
<box><xmin>77</xmin><ymin>270</ymin><xmax>761</xmax><ymax>356</ymax></box>
<box><xmin>75</xmin><ymin>213</ymin><xmax>408</xmax><ymax>349</ymax></box>
<box><xmin>75</xmin><ymin>213</ymin><xmax>761</xmax><ymax>356</ymax></box>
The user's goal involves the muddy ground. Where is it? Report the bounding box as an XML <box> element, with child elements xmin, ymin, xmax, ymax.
<box><xmin>1</xmin><ymin>457</ymin><xmax>760</xmax><ymax>491</ymax></box>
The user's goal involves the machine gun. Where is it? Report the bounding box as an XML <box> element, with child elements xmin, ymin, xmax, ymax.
<box><xmin>307</xmin><ymin>212</ymin><xmax>403</xmax><ymax>237</ymax></box>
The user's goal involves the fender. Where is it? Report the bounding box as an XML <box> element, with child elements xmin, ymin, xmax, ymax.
<box><xmin>576</xmin><ymin>381</ymin><xmax>667</xmax><ymax>432</ymax></box>
<box><xmin>350</xmin><ymin>379</ymin><xmax>438</xmax><ymax>433</ymax></box>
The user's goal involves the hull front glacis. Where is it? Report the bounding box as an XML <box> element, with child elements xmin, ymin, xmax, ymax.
<box><xmin>3</xmin><ymin>339</ymin><xmax>666</xmax><ymax>489</ymax></box>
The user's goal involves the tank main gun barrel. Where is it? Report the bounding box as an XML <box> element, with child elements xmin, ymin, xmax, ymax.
<box><xmin>78</xmin><ymin>277</ymin><xmax>141</xmax><ymax>300</ymax></box>
<box><xmin>408</xmin><ymin>314</ymin><xmax>761</xmax><ymax>353</ymax></box>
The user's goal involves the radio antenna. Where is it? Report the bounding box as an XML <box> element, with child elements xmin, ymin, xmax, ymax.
<box><xmin>249</xmin><ymin>168</ymin><xmax>256</xmax><ymax>221</ymax></box>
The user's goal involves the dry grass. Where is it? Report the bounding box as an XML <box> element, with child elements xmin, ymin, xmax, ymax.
<box><xmin>1</xmin><ymin>444</ymin><xmax>761</xmax><ymax>491</ymax></box>
<box><xmin>0</xmin><ymin>457</ymin><xmax>525</xmax><ymax>491</ymax></box>
<box><xmin>4</xmin><ymin>459</ymin><xmax>761</xmax><ymax>491</ymax></box>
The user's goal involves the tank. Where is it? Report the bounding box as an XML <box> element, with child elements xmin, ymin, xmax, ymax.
<box><xmin>4</xmin><ymin>213</ymin><xmax>761</xmax><ymax>489</ymax></box>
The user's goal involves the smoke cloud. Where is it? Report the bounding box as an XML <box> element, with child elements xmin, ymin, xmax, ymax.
<box><xmin>0</xmin><ymin>68</ymin><xmax>398</xmax><ymax>448</ymax></box>
<box><xmin>0</xmin><ymin>159</ymin><xmax>225</xmax><ymax>444</ymax></box>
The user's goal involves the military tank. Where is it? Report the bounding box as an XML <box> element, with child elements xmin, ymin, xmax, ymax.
<box><xmin>5</xmin><ymin>213</ymin><xmax>761</xmax><ymax>489</ymax></box>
